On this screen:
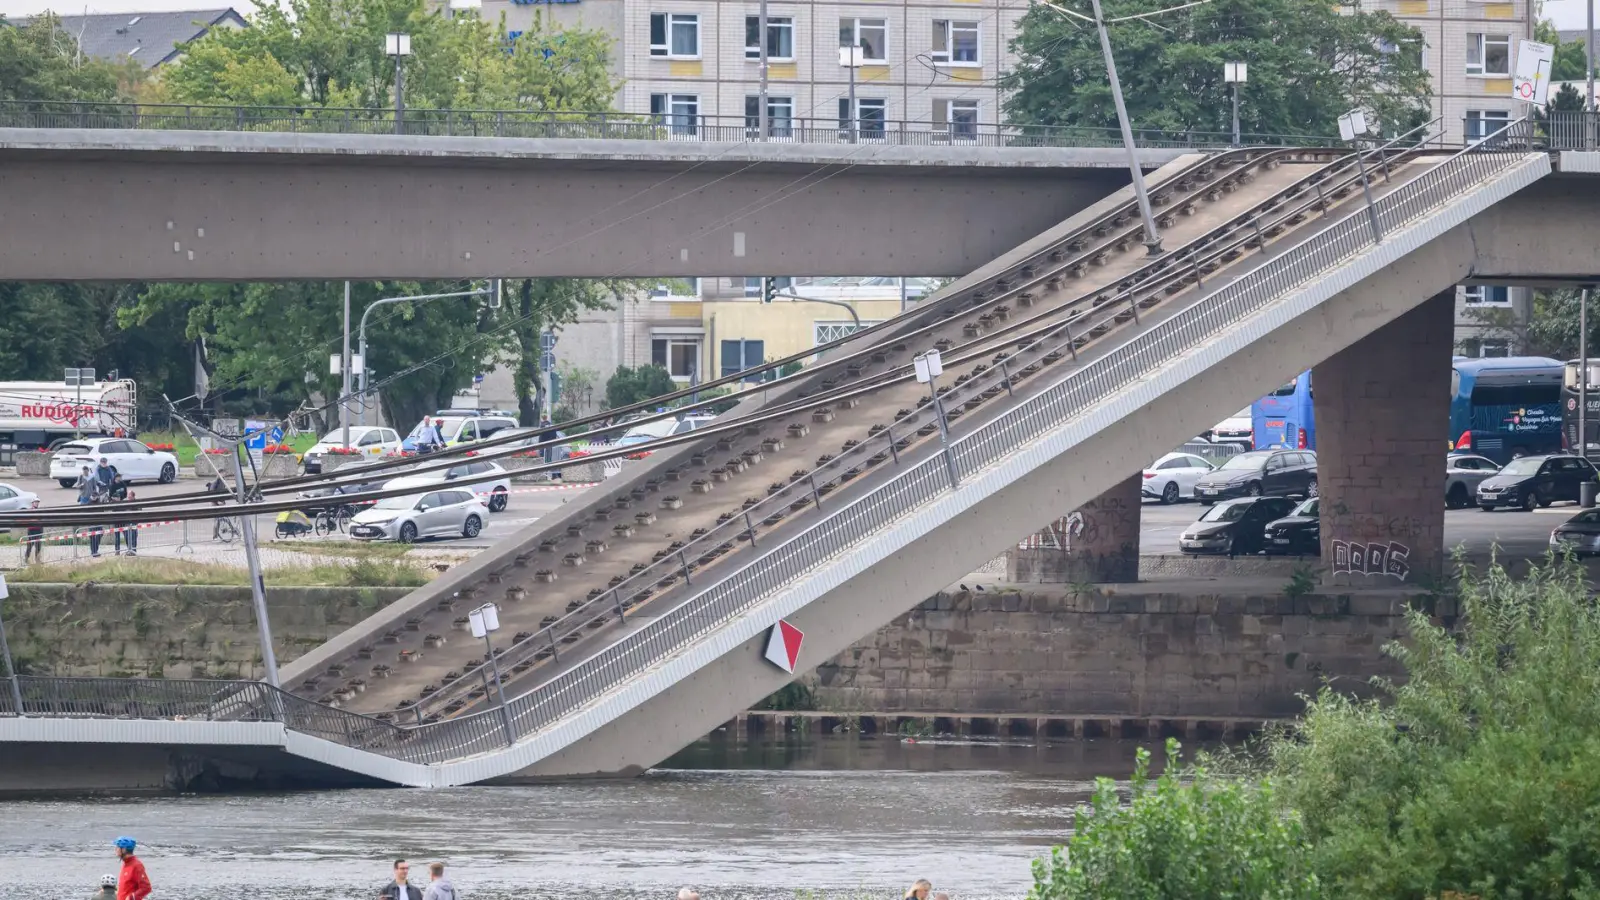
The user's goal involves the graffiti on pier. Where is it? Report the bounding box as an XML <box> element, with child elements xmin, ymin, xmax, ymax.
<box><xmin>1019</xmin><ymin>511</ymin><xmax>1089</xmax><ymax>552</ymax></box>
<box><xmin>1330</xmin><ymin>539</ymin><xmax>1411</xmax><ymax>580</ymax></box>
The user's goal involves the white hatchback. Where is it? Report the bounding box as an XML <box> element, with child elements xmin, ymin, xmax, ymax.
<box><xmin>1142</xmin><ymin>452</ymin><xmax>1216</xmax><ymax>504</ymax></box>
<box><xmin>301</xmin><ymin>426</ymin><xmax>402</xmax><ymax>473</ymax></box>
<box><xmin>50</xmin><ymin>437</ymin><xmax>180</xmax><ymax>488</ymax></box>
<box><xmin>384</xmin><ymin>459</ymin><xmax>513</xmax><ymax>512</ymax></box>
<box><xmin>348</xmin><ymin>490</ymin><xmax>488</xmax><ymax>543</ymax></box>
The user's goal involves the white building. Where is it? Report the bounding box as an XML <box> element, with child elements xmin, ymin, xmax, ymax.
<box><xmin>482</xmin><ymin>0</ymin><xmax>1029</xmax><ymax>136</ymax></box>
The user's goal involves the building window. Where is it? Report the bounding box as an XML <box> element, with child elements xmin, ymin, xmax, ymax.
<box><xmin>933</xmin><ymin>98</ymin><xmax>979</xmax><ymax>140</ymax></box>
<box><xmin>839</xmin><ymin>18</ymin><xmax>887</xmax><ymax>62</ymax></box>
<box><xmin>745</xmin><ymin>15</ymin><xmax>795</xmax><ymax>60</ymax></box>
<box><xmin>1463</xmin><ymin>284</ymin><xmax>1511</xmax><ymax>306</ymax></box>
<box><xmin>743</xmin><ymin>276</ymin><xmax>793</xmax><ymax>297</ymax></box>
<box><xmin>744</xmin><ymin>95</ymin><xmax>794</xmax><ymax>138</ymax></box>
<box><xmin>651</xmin><ymin>337</ymin><xmax>702</xmax><ymax>381</ymax></box>
<box><xmin>931</xmin><ymin>20</ymin><xmax>980</xmax><ymax>65</ymax></box>
<box><xmin>720</xmin><ymin>339</ymin><xmax>766</xmax><ymax>380</ymax></box>
<box><xmin>1465</xmin><ymin>109</ymin><xmax>1510</xmax><ymax>142</ymax></box>
<box><xmin>815</xmin><ymin>320</ymin><xmax>886</xmax><ymax>344</ymax></box>
<box><xmin>650</xmin><ymin>93</ymin><xmax>700</xmax><ymax>136</ymax></box>
<box><xmin>839</xmin><ymin>97</ymin><xmax>887</xmax><ymax>139</ymax></box>
<box><xmin>1466</xmin><ymin>33</ymin><xmax>1510</xmax><ymax>76</ymax></box>
<box><xmin>649</xmin><ymin>278</ymin><xmax>700</xmax><ymax>299</ymax></box>
<box><xmin>1478</xmin><ymin>339</ymin><xmax>1511</xmax><ymax>358</ymax></box>
<box><xmin>650</xmin><ymin>13</ymin><xmax>699</xmax><ymax>58</ymax></box>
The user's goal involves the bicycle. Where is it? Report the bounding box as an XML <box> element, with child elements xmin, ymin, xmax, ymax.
<box><xmin>313</xmin><ymin>504</ymin><xmax>355</xmax><ymax>537</ymax></box>
<box><xmin>213</xmin><ymin>516</ymin><xmax>239</xmax><ymax>544</ymax></box>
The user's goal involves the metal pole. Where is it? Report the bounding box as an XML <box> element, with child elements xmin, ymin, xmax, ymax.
<box><xmin>848</xmin><ymin>42</ymin><xmax>858</xmax><ymax>145</ymax></box>
<box><xmin>1583</xmin><ymin>287</ymin><xmax>1591</xmax><ymax>459</ymax></box>
<box><xmin>758</xmin><ymin>0</ymin><xmax>769</xmax><ymax>141</ymax></box>
<box><xmin>1231</xmin><ymin>81</ymin><xmax>1240</xmax><ymax>147</ymax></box>
<box><xmin>1588</xmin><ymin>0</ymin><xmax>1595</xmax><ymax>114</ymax></box>
<box><xmin>0</xmin><ymin>596</ymin><xmax>25</xmax><ymax>716</ymax></box>
<box><xmin>357</xmin><ymin>288</ymin><xmax>489</xmax><ymax>427</ymax></box>
<box><xmin>394</xmin><ymin>54</ymin><xmax>405</xmax><ymax>135</ymax></box>
<box><xmin>1088</xmin><ymin>0</ymin><xmax>1162</xmax><ymax>254</ymax></box>
<box><xmin>929</xmin><ymin>373</ymin><xmax>960</xmax><ymax>489</ymax></box>
<box><xmin>231</xmin><ymin>445</ymin><xmax>280</xmax><ymax>688</ymax></box>
<box><xmin>483</xmin><ymin>633</ymin><xmax>515</xmax><ymax>746</ymax></box>
<box><xmin>341</xmin><ymin>281</ymin><xmax>351</xmax><ymax>451</ymax></box>
<box><xmin>1354</xmin><ymin>149</ymin><xmax>1383</xmax><ymax>243</ymax></box>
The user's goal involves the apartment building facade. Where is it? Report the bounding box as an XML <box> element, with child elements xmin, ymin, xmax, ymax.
<box><xmin>482</xmin><ymin>0</ymin><xmax>1029</xmax><ymax>134</ymax></box>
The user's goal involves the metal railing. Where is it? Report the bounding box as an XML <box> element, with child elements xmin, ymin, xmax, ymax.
<box><xmin>1466</xmin><ymin>111</ymin><xmax>1600</xmax><ymax>151</ymax></box>
<box><xmin>1</xmin><ymin>127</ymin><xmax>1545</xmax><ymax>771</ymax></box>
<box><xmin>0</xmin><ymin>99</ymin><xmax>1342</xmax><ymax>149</ymax></box>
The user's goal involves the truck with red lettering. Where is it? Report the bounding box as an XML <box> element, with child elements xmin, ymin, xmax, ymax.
<box><xmin>0</xmin><ymin>379</ymin><xmax>139</xmax><ymax>454</ymax></box>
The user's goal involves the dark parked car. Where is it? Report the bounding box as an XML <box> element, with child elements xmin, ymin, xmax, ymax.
<box><xmin>1262</xmin><ymin>497</ymin><xmax>1320</xmax><ymax>555</ymax></box>
<box><xmin>1476</xmin><ymin>453</ymin><xmax>1598</xmax><ymax>511</ymax></box>
<box><xmin>1179</xmin><ymin>496</ymin><xmax>1299</xmax><ymax>556</ymax></box>
<box><xmin>1551</xmin><ymin>508</ymin><xmax>1600</xmax><ymax>556</ymax></box>
<box><xmin>1192</xmin><ymin>449</ymin><xmax>1318</xmax><ymax>504</ymax></box>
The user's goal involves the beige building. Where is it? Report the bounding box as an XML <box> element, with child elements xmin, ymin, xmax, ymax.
<box><xmin>483</xmin><ymin>0</ymin><xmax>1028</xmax><ymax>135</ymax></box>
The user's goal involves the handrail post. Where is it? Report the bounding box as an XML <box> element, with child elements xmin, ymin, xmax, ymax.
<box><xmin>1252</xmin><ymin>215</ymin><xmax>1268</xmax><ymax>254</ymax></box>
<box><xmin>1191</xmin><ymin>250</ymin><xmax>1204</xmax><ymax>290</ymax></box>
<box><xmin>679</xmin><ymin>549</ymin><xmax>693</xmax><ymax>585</ymax></box>
<box><xmin>809</xmin><ymin>473</ymin><xmax>823</xmax><ymax>508</ymax></box>
<box><xmin>612</xmin><ymin>588</ymin><xmax>626</xmax><ymax>622</ymax></box>
<box><xmin>1314</xmin><ymin>179</ymin><xmax>1329</xmax><ymax>217</ymax></box>
<box><xmin>886</xmin><ymin>422</ymin><xmax>900</xmax><ymax>463</ymax></box>
<box><xmin>999</xmin><ymin>358</ymin><xmax>1015</xmax><ymax>396</ymax></box>
<box><xmin>743</xmin><ymin>510</ymin><xmax>759</xmax><ymax>546</ymax></box>
<box><xmin>1063</xmin><ymin>322</ymin><xmax>1078</xmax><ymax>360</ymax></box>
<box><xmin>547</xmin><ymin>629</ymin><xmax>560</xmax><ymax>661</ymax></box>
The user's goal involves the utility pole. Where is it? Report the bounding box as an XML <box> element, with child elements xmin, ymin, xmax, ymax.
<box><xmin>758</xmin><ymin>0</ymin><xmax>770</xmax><ymax>141</ymax></box>
<box><xmin>1588</xmin><ymin>0</ymin><xmax>1595</xmax><ymax>113</ymax></box>
<box><xmin>1086</xmin><ymin>0</ymin><xmax>1162</xmax><ymax>253</ymax></box>
<box><xmin>341</xmin><ymin>281</ymin><xmax>352</xmax><ymax>451</ymax></box>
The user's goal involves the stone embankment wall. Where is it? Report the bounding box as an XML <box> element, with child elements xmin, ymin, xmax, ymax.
<box><xmin>808</xmin><ymin>583</ymin><xmax>1439</xmax><ymax>719</ymax></box>
<box><xmin>5</xmin><ymin>583</ymin><xmax>407</xmax><ymax>679</ymax></box>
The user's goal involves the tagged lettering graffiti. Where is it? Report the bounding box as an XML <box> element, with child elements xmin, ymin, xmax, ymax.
<box><xmin>1019</xmin><ymin>511</ymin><xmax>1089</xmax><ymax>552</ymax></box>
<box><xmin>1330</xmin><ymin>539</ymin><xmax>1411</xmax><ymax>580</ymax></box>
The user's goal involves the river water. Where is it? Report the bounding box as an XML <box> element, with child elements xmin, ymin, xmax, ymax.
<box><xmin>0</xmin><ymin>734</ymin><xmax>1159</xmax><ymax>900</ymax></box>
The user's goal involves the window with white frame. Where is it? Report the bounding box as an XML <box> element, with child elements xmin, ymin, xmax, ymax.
<box><xmin>745</xmin><ymin>95</ymin><xmax>794</xmax><ymax>137</ymax></box>
<box><xmin>745</xmin><ymin>15</ymin><xmax>795</xmax><ymax>60</ymax></box>
<box><xmin>933</xmin><ymin>98</ymin><xmax>979</xmax><ymax>139</ymax></box>
<box><xmin>1463</xmin><ymin>284</ymin><xmax>1511</xmax><ymax>306</ymax></box>
<box><xmin>649</xmin><ymin>13</ymin><xmax>699</xmax><ymax>58</ymax></box>
<box><xmin>815</xmin><ymin>320</ymin><xmax>886</xmax><ymax>344</ymax></box>
<box><xmin>1478</xmin><ymin>339</ymin><xmax>1511</xmax><ymax>358</ymax></box>
<box><xmin>931</xmin><ymin>20</ymin><xmax>980</xmax><ymax>65</ymax></box>
<box><xmin>651</xmin><ymin>336</ymin><xmax>702</xmax><ymax>380</ymax></box>
<box><xmin>1465</xmin><ymin>109</ymin><xmax>1510</xmax><ymax>142</ymax></box>
<box><xmin>1465</xmin><ymin>33</ymin><xmax>1510</xmax><ymax>76</ymax></box>
<box><xmin>649</xmin><ymin>278</ymin><xmax>701</xmax><ymax>299</ymax></box>
<box><xmin>839</xmin><ymin>18</ymin><xmax>887</xmax><ymax>62</ymax></box>
<box><xmin>839</xmin><ymin>97</ymin><xmax>887</xmax><ymax>138</ymax></box>
<box><xmin>649</xmin><ymin>93</ymin><xmax>700</xmax><ymax>135</ymax></box>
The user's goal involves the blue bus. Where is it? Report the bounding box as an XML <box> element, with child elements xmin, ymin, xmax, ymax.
<box><xmin>1450</xmin><ymin>356</ymin><xmax>1564</xmax><ymax>463</ymax></box>
<box><xmin>1252</xmin><ymin>371</ymin><xmax>1315</xmax><ymax>451</ymax></box>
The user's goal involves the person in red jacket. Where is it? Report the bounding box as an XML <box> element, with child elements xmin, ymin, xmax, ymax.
<box><xmin>114</xmin><ymin>837</ymin><xmax>151</xmax><ymax>900</ymax></box>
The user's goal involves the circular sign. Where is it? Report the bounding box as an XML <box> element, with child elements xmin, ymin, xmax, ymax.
<box><xmin>1571</xmin><ymin>397</ymin><xmax>1579</xmax><ymax>411</ymax></box>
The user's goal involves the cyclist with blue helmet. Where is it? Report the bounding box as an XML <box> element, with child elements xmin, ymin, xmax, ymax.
<box><xmin>113</xmin><ymin>837</ymin><xmax>151</xmax><ymax>900</ymax></box>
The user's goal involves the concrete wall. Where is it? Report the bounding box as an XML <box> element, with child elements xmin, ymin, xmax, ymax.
<box><xmin>2</xmin><ymin>583</ymin><xmax>406</xmax><ymax>679</ymax></box>
<box><xmin>808</xmin><ymin>584</ymin><xmax>1425</xmax><ymax>719</ymax></box>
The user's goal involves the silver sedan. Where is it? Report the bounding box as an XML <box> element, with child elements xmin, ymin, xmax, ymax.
<box><xmin>1446</xmin><ymin>454</ymin><xmax>1501</xmax><ymax>509</ymax></box>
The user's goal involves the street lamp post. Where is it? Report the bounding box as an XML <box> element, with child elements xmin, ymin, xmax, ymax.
<box><xmin>1224</xmin><ymin>61</ymin><xmax>1248</xmax><ymax>147</ymax></box>
<box><xmin>353</xmin><ymin>288</ymin><xmax>489</xmax><ymax>425</ymax></box>
<box><xmin>386</xmin><ymin>32</ymin><xmax>411</xmax><ymax>135</ymax></box>
<box><xmin>1338</xmin><ymin>109</ymin><xmax>1384</xmax><ymax>244</ymax></box>
<box><xmin>840</xmin><ymin>43</ymin><xmax>864</xmax><ymax>143</ymax></box>
<box><xmin>915</xmin><ymin>349</ymin><xmax>960</xmax><ymax>489</ymax></box>
<box><xmin>470</xmin><ymin>603</ymin><xmax>517</xmax><ymax>746</ymax></box>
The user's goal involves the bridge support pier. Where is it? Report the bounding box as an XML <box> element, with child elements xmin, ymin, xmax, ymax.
<box><xmin>1314</xmin><ymin>290</ymin><xmax>1453</xmax><ymax>585</ymax></box>
<box><xmin>1007</xmin><ymin>474</ymin><xmax>1141</xmax><ymax>583</ymax></box>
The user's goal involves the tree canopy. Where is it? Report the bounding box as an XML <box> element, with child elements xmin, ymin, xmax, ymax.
<box><xmin>1003</xmin><ymin>0</ymin><xmax>1432</xmax><ymax>140</ymax></box>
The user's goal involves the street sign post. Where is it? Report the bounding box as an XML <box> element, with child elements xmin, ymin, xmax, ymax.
<box><xmin>1513</xmin><ymin>39</ymin><xmax>1555</xmax><ymax>106</ymax></box>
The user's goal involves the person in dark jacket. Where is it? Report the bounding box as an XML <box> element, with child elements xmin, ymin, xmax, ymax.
<box><xmin>89</xmin><ymin>873</ymin><xmax>116</xmax><ymax>900</ymax></box>
<box><xmin>22</xmin><ymin>499</ymin><xmax>45</xmax><ymax>565</ymax></box>
<box><xmin>113</xmin><ymin>490</ymin><xmax>138</xmax><ymax>556</ymax></box>
<box><xmin>379</xmin><ymin>859</ymin><xmax>423</xmax><ymax>900</ymax></box>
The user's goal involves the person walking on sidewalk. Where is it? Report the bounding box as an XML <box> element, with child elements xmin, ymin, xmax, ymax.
<box><xmin>22</xmin><ymin>499</ymin><xmax>45</xmax><ymax>565</ymax></box>
<box><xmin>114</xmin><ymin>837</ymin><xmax>151</xmax><ymax>900</ymax></box>
<box><xmin>113</xmin><ymin>491</ymin><xmax>139</xmax><ymax>557</ymax></box>
<box><xmin>422</xmin><ymin>862</ymin><xmax>459</xmax><ymax>900</ymax></box>
<box><xmin>380</xmin><ymin>859</ymin><xmax>423</xmax><ymax>900</ymax></box>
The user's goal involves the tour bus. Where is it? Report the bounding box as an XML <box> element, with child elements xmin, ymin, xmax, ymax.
<box><xmin>1252</xmin><ymin>371</ymin><xmax>1315</xmax><ymax>451</ymax></box>
<box><xmin>1450</xmin><ymin>356</ymin><xmax>1564</xmax><ymax>464</ymax></box>
<box><xmin>1560</xmin><ymin>358</ymin><xmax>1600</xmax><ymax>454</ymax></box>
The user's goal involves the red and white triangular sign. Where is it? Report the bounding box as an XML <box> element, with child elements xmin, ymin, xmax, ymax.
<box><xmin>763</xmin><ymin>619</ymin><xmax>804</xmax><ymax>673</ymax></box>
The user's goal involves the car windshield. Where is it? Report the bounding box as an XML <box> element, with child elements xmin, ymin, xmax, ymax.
<box><xmin>1292</xmin><ymin>498</ymin><xmax>1318</xmax><ymax>516</ymax></box>
<box><xmin>1216</xmin><ymin>453</ymin><xmax>1269</xmax><ymax>471</ymax></box>
<box><xmin>373</xmin><ymin>494</ymin><xmax>421</xmax><ymax>511</ymax></box>
<box><xmin>616</xmin><ymin>434</ymin><xmax>656</xmax><ymax>447</ymax></box>
<box><xmin>1500</xmin><ymin>457</ymin><xmax>1545</xmax><ymax>476</ymax></box>
<box><xmin>1199</xmin><ymin>501</ymin><xmax>1253</xmax><ymax>523</ymax></box>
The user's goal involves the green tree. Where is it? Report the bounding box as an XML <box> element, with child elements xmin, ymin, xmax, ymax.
<box><xmin>1030</xmin><ymin>739</ymin><xmax>1321</xmax><ymax>900</ymax></box>
<box><xmin>604</xmin><ymin>365</ymin><xmax>677</xmax><ymax>409</ymax></box>
<box><xmin>506</xmin><ymin>279</ymin><xmax>616</xmax><ymax>426</ymax></box>
<box><xmin>1003</xmin><ymin>0</ymin><xmax>1431</xmax><ymax>140</ymax></box>
<box><xmin>0</xmin><ymin>13</ymin><xmax>122</xmax><ymax>103</ymax></box>
<box><xmin>1537</xmin><ymin>19</ymin><xmax>1589</xmax><ymax>83</ymax></box>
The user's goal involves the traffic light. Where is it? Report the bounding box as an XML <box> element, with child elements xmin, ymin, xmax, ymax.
<box><xmin>761</xmin><ymin>277</ymin><xmax>778</xmax><ymax>304</ymax></box>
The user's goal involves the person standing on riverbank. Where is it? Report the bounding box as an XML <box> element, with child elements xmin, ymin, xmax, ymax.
<box><xmin>90</xmin><ymin>874</ymin><xmax>116</xmax><ymax>900</ymax></box>
<box><xmin>422</xmin><ymin>862</ymin><xmax>458</xmax><ymax>900</ymax></box>
<box><xmin>114</xmin><ymin>837</ymin><xmax>151</xmax><ymax>900</ymax></box>
<box><xmin>380</xmin><ymin>859</ymin><xmax>423</xmax><ymax>900</ymax></box>
<box><xmin>904</xmin><ymin>879</ymin><xmax>932</xmax><ymax>900</ymax></box>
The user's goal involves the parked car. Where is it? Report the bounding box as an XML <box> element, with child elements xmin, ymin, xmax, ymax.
<box><xmin>1191</xmin><ymin>449</ymin><xmax>1317</xmax><ymax>503</ymax></box>
<box><xmin>400</xmin><ymin>412</ymin><xmax>519</xmax><ymax>452</ymax></box>
<box><xmin>49</xmin><ymin>437</ymin><xmax>179</xmax><ymax>487</ymax></box>
<box><xmin>1262</xmin><ymin>497</ymin><xmax>1320</xmax><ymax>556</ymax></box>
<box><xmin>385</xmin><ymin>459</ymin><xmax>512</xmax><ymax>512</ymax></box>
<box><xmin>1142</xmin><ymin>452</ymin><xmax>1215</xmax><ymax>504</ymax></box>
<box><xmin>296</xmin><ymin>460</ymin><xmax>394</xmax><ymax>511</ymax></box>
<box><xmin>1476</xmin><ymin>453</ymin><xmax>1598</xmax><ymax>511</ymax></box>
<box><xmin>1550</xmin><ymin>508</ymin><xmax>1600</xmax><ymax>556</ymax></box>
<box><xmin>348</xmin><ymin>489</ymin><xmax>487</xmax><ymax>543</ymax></box>
<box><xmin>1205</xmin><ymin>407</ymin><xmax>1254</xmax><ymax>449</ymax></box>
<box><xmin>1445</xmin><ymin>453</ymin><xmax>1501</xmax><ymax>509</ymax></box>
<box><xmin>0</xmin><ymin>483</ymin><xmax>40</xmax><ymax>512</ymax></box>
<box><xmin>1178</xmin><ymin>496</ymin><xmax>1299</xmax><ymax>556</ymax></box>
<box><xmin>301</xmin><ymin>426</ymin><xmax>402</xmax><ymax>473</ymax></box>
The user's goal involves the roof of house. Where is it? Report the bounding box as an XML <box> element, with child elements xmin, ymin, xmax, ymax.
<box><xmin>35</xmin><ymin>8</ymin><xmax>245</xmax><ymax>69</ymax></box>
